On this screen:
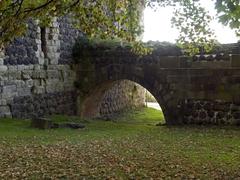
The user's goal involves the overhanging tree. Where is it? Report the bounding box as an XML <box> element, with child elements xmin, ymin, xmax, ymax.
<box><xmin>0</xmin><ymin>0</ymin><xmax>239</xmax><ymax>54</ymax></box>
<box><xmin>0</xmin><ymin>0</ymin><xmax>143</xmax><ymax>44</ymax></box>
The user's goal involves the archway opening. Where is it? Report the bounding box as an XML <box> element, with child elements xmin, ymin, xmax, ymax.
<box><xmin>80</xmin><ymin>79</ymin><xmax>165</xmax><ymax>124</ymax></box>
<box><xmin>145</xmin><ymin>89</ymin><xmax>161</xmax><ymax>111</ymax></box>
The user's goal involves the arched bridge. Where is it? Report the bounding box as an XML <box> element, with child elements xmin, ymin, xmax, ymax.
<box><xmin>75</xmin><ymin>44</ymin><xmax>240</xmax><ymax>125</ymax></box>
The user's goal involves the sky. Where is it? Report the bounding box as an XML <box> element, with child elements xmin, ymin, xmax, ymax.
<box><xmin>143</xmin><ymin>0</ymin><xmax>239</xmax><ymax>43</ymax></box>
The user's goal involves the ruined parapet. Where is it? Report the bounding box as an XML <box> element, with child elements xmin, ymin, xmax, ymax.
<box><xmin>0</xmin><ymin>18</ymin><xmax>78</xmax><ymax>119</ymax></box>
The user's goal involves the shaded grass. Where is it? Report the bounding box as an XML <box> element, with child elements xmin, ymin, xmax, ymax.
<box><xmin>0</xmin><ymin>107</ymin><xmax>240</xmax><ymax>179</ymax></box>
<box><xmin>0</xmin><ymin>107</ymin><xmax>164</xmax><ymax>144</ymax></box>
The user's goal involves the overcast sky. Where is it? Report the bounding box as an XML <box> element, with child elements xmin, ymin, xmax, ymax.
<box><xmin>143</xmin><ymin>1</ymin><xmax>239</xmax><ymax>43</ymax></box>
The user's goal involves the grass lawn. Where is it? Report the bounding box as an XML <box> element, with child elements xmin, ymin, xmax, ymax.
<box><xmin>0</xmin><ymin>107</ymin><xmax>239</xmax><ymax>179</ymax></box>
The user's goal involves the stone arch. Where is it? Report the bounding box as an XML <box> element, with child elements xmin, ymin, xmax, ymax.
<box><xmin>75</xmin><ymin>61</ymin><xmax>184</xmax><ymax>125</ymax></box>
<box><xmin>79</xmin><ymin>78</ymin><xmax>167</xmax><ymax>122</ymax></box>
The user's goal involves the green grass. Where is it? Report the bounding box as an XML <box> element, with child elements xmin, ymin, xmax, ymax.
<box><xmin>0</xmin><ymin>107</ymin><xmax>239</xmax><ymax>179</ymax></box>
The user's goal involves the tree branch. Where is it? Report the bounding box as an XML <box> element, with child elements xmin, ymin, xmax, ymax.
<box><xmin>15</xmin><ymin>0</ymin><xmax>24</xmax><ymax>16</ymax></box>
<box><xmin>70</xmin><ymin>0</ymin><xmax>80</xmax><ymax>9</ymax></box>
<box><xmin>23</xmin><ymin>0</ymin><xmax>55</xmax><ymax>13</ymax></box>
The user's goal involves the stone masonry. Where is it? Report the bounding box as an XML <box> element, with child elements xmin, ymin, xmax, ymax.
<box><xmin>0</xmin><ymin>17</ymin><xmax>146</xmax><ymax>119</ymax></box>
<box><xmin>75</xmin><ymin>44</ymin><xmax>240</xmax><ymax>125</ymax></box>
<box><xmin>0</xmin><ymin>18</ymin><xmax>77</xmax><ymax>119</ymax></box>
<box><xmin>1</xmin><ymin>15</ymin><xmax>240</xmax><ymax>125</ymax></box>
<box><xmin>100</xmin><ymin>80</ymin><xmax>145</xmax><ymax>119</ymax></box>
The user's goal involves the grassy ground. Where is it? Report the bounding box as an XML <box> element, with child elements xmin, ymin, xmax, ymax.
<box><xmin>0</xmin><ymin>108</ymin><xmax>239</xmax><ymax>179</ymax></box>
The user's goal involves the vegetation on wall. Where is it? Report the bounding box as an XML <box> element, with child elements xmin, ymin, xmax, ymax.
<box><xmin>0</xmin><ymin>0</ymin><xmax>143</xmax><ymax>45</ymax></box>
<box><xmin>72</xmin><ymin>37</ymin><xmax>183</xmax><ymax>59</ymax></box>
<box><xmin>73</xmin><ymin>37</ymin><xmax>96</xmax><ymax>95</ymax></box>
<box><xmin>0</xmin><ymin>0</ymin><xmax>239</xmax><ymax>54</ymax></box>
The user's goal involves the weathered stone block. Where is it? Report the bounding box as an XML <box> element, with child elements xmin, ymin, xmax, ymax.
<box><xmin>199</xmin><ymin>110</ymin><xmax>207</xmax><ymax>119</ymax></box>
<box><xmin>179</xmin><ymin>56</ymin><xmax>190</xmax><ymax>68</ymax></box>
<box><xmin>25</xmin><ymin>79</ymin><xmax>34</xmax><ymax>87</ymax></box>
<box><xmin>55</xmin><ymin>83</ymin><xmax>64</xmax><ymax>92</ymax></box>
<box><xmin>38</xmin><ymin>57</ymin><xmax>45</xmax><ymax>65</ymax></box>
<box><xmin>0</xmin><ymin>106</ymin><xmax>11</xmax><ymax>118</ymax></box>
<box><xmin>2</xmin><ymin>85</ymin><xmax>17</xmax><ymax>94</ymax></box>
<box><xmin>33</xmin><ymin>65</ymin><xmax>41</xmax><ymax>70</ymax></box>
<box><xmin>7</xmin><ymin>70</ymin><xmax>21</xmax><ymax>80</ymax></box>
<box><xmin>32</xmin><ymin>70</ymin><xmax>47</xmax><ymax>79</ymax></box>
<box><xmin>32</xmin><ymin>86</ymin><xmax>45</xmax><ymax>94</ymax></box>
<box><xmin>33</xmin><ymin>79</ymin><xmax>41</xmax><ymax>86</ymax></box>
<box><xmin>46</xmin><ymin>85</ymin><xmax>56</xmax><ymax>93</ymax></box>
<box><xmin>233</xmin><ymin>112</ymin><xmax>240</xmax><ymax>119</ymax></box>
<box><xmin>14</xmin><ymin>80</ymin><xmax>25</xmax><ymax>88</ymax></box>
<box><xmin>231</xmin><ymin>54</ymin><xmax>240</xmax><ymax>67</ymax></box>
<box><xmin>192</xmin><ymin>61</ymin><xmax>230</xmax><ymax>69</ymax></box>
<box><xmin>1</xmin><ymin>85</ymin><xmax>17</xmax><ymax>98</ymax></box>
<box><xmin>0</xmin><ymin>58</ymin><xmax>4</xmax><ymax>65</ymax></box>
<box><xmin>22</xmin><ymin>70</ymin><xmax>32</xmax><ymax>80</ymax></box>
<box><xmin>25</xmin><ymin>65</ymin><xmax>34</xmax><ymax>70</ymax></box>
<box><xmin>0</xmin><ymin>51</ymin><xmax>5</xmax><ymax>58</ymax></box>
<box><xmin>18</xmin><ymin>87</ymin><xmax>31</xmax><ymax>97</ymax></box>
<box><xmin>230</xmin><ymin>104</ymin><xmax>240</xmax><ymax>111</ymax></box>
<box><xmin>159</xmin><ymin>57</ymin><xmax>180</xmax><ymax>68</ymax></box>
<box><xmin>0</xmin><ymin>65</ymin><xmax>7</xmax><ymax>72</ymax></box>
<box><xmin>63</xmin><ymin>83</ymin><xmax>75</xmax><ymax>91</ymax></box>
<box><xmin>47</xmin><ymin>70</ymin><xmax>59</xmax><ymax>79</ymax></box>
<box><xmin>0</xmin><ymin>99</ymin><xmax>7</xmax><ymax>106</ymax></box>
<box><xmin>167</xmin><ymin>75</ymin><xmax>188</xmax><ymax>83</ymax></box>
<box><xmin>31</xmin><ymin>118</ymin><xmax>52</xmax><ymax>129</ymax></box>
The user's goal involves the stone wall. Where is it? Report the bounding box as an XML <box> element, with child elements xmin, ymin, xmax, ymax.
<box><xmin>0</xmin><ymin>17</ymin><xmax>146</xmax><ymax>119</ymax></box>
<box><xmin>58</xmin><ymin>17</ymin><xmax>81</xmax><ymax>64</ymax></box>
<box><xmin>0</xmin><ymin>18</ymin><xmax>77</xmax><ymax>118</ymax></box>
<box><xmin>3</xmin><ymin>16</ymin><xmax>239</xmax><ymax>124</ymax></box>
<box><xmin>75</xmin><ymin>44</ymin><xmax>240</xmax><ymax>125</ymax></box>
<box><xmin>181</xmin><ymin>100</ymin><xmax>240</xmax><ymax>125</ymax></box>
<box><xmin>99</xmin><ymin>80</ymin><xmax>145</xmax><ymax>118</ymax></box>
